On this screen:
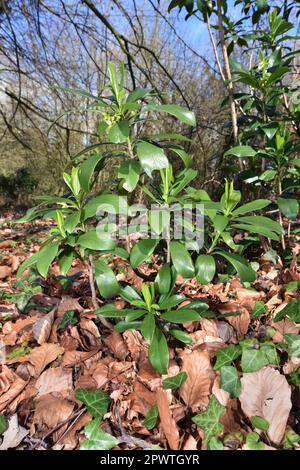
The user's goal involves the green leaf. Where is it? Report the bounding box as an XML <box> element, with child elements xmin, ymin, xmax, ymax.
<box><xmin>208</xmin><ymin>437</ymin><xmax>224</xmax><ymax>450</ymax></box>
<box><xmin>108</xmin><ymin>120</ymin><xmax>129</xmax><ymax>144</ymax></box>
<box><xmin>94</xmin><ymin>259</ymin><xmax>120</xmax><ymax>299</ymax></box>
<box><xmin>246</xmin><ymin>432</ymin><xmax>265</xmax><ymax>450</ymax></box>
<box><xmin>0</xmin><ymin>414</ymin><xmax>8</xmax><ymax>435</ymax></box>
<box><xmin>224</xmin><ymin>145</ymin><xmax>256</xmax><ymax>158</ymax></box>
<box><xmin>143</xmin><ymin>405</ymin><xmax>159</xmax><ymax>431</ymax></box>
<box><xmin>162</xmin><ymin>372</ymin><xmax>188</xmax><ymax>391</ymax></box>
<box><xmin>59</xmin><ymin>250</ymin><xmax>74</xmax><ymax>276</ymax></box>
<box><xmin>64</xmin><ymin>211</ymin><xmax>81</xmax><ymax>233</ymax></box>
<box><xmin>130</xmin><ymin>239</ymin><xmax>158</xmax><ymax>269</ymax></box>
<box><xmin>75</xmin><ymin>389</ymin><xmax>111</xmax><ymax>419</ymax></box>
<box><xmin>231</xmin><ymin>200</ymin><xmax>271</xmax><ymax>217</ymax></box>
<box><xmin>216</xmin><ymin>251</ymin><xmax>256</xmax><ymax>283</ymax></box>
<box><xmin>169</xmin><ymin>328</ymin><xmax>193</xmax><ymax>344</ymax></box>
<box><xmin>149</xmin><ymin>327</ymin><xmax>169</xmax><ymax>374</ymax></box>
<box><xmin>7</xmin><ymin>341</ymin><xmax>31</xmax><ymax>359</ymax></box>
<box><xmin>36</xmin><ymin>242</ymin><xmax>60</xmax><ymax>277</ymax></box>
<box><xmin>195</xmin><ymin>255</ymin><xmax>216</xmax><ymax>285</ymax></box>
<box><xmin>251</xmin><ymin>301</ymin><xmax>267</xmax><ymax>320</ymax></box>
<box><xmin>17</xmin><ymin>252</ymin><xmax>40</xmax><ymax>277</ymax></box>
<box><xmin>278</xmin><ymin>197</ymin><xmax>299</xmax><ymax>220</ymax></box>
<box><xmin>115</xmin><ymin>321</ymin><xmax>143</xmax><ymax>333</ymax></box>
<box><xmin>192</xmin><ymin>396</ymin><xmax>226</xmax><ymax>444</ymax></box>
<box><xmin>146</xmin><ymin>103</ymin><xmax>196</xmax><ymax>126</ymax></box>
<box><xmin>118</xmin><ymin>160</ymin><xmax>141</xmax><ymax>192</ymax></box>
<box><xmin>214</xmin><ymin>345</ymin><xmax>242</xmax><ymax>370</ymax></box>
<box><xmin>250</xmin><ymin>416</ymin><xmax>269</xmax><ymax>432</ymax></box>
<box><xmin>58</xmin><ymin>310</ymin><xmax>78</xmax><ymax>330</ymax></box>
<box><xmin>241</xmin><ymin>341</ymin><xmax>278</xmax><ymax>372</ymax></box>
<box><xmin>155</xmin><ymin>264</ymin><xmax>171</xmax><ymax>295</ymax></box>
<box><xmin>285</xmin><ymin>334</ymin><xmax>300</xmax><ymax>358</ymax></box>
<box><xmin>81</xmin><ymin>418</ymin><xmax>119</xmax><ymax>450</ymax></box>
<box><xmin>160</xmin><ymin>309</ymin><xmax>201</xmax><ymax>323</ymax></box>
<box><xmin>170</xmin><ymin>241</ymin><xmax>194</xmax><ymax>279</ymax></box>
<box><xmin>274</xmin><ymin>297</ymin><xmax>300</xmax><ymax>323</ymax></box>
<box><xmin>220</xmin><ymin>366</ymin><xmax>241</xmax><ymax>397</ymax></box>
<box><xmin>83</xmin><ymin>194</ymin><xmax>128</xmax><ymax>220</ymax></box>
<box><xmin>136</xmin><ymin>141</ymin><xmax>169</xmax><ymax>177</ymax></box>
<box><xmin>141</xmin><ymin>313</ymin><xmax>156</xmax><ymax>343</ymax></box>
<box><xmin>120</xmin><ymin>284</ymin><xmax>142</xmax><ymax>302</ymax></box>
<box><xmin>78</xmin><ymin>230</ymin><xmax>115</xmax><ymax>251</ymax></box>
<box><xmin>159</xmin><ymin>295</ymin><xmax>186</xmax><ymax>310</ymax></box>
<box><xmin>79</xmin><ymin>154</ymin><xmax>104</xmax><ymax>192</ymax></box>
<box><xmin>127</xmin><ymin>87</ymin><xmax>152</xmax><ymax>103</ymax></box>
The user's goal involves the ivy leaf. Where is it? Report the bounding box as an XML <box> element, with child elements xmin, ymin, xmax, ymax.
<box><xmin>250</xmin><ymin>416</ymin><xmax>269</xmax><ymax>432</ymax></box>
<box><xmin>0</xmin><ymin>414</ymin><xmax>8</xmax><ymax>435</ymax></box>
<box><xmin>285</xmin><ymin>334</ymin><xmax>300</xmax><ymax>358</ymax></box>
<box><xmin>220</xmin><ymin>366</ymin><xmax>241</xmax><ymax>397</ymax></box>
<box><xmin>143</xmin><ymin>405</ymin><xmax>159</xmax><ymax>430</ymax></box>
<box><xmin>245</xmin><ymin>432</ymin><xmax>265</xmax><ymax>450</ymax></box>
<box><xmin>208</xmin><ymin>437</ymin><xmax>224</xmax><ymax>450</ymax></box>
<box><xmin>162</xmin><ymin>372</ymin><xmax>188</xmax><ymax>392</ymax></box>
<box><xmin>274</xmin><ymin>297</ymin><xmax>300</xmax><ymax>323</ymax></box>
<box><xmin>240</xmin><ymin>341</ymin><xmax>278</xmax><ymax>373</ymax></box>
<box><xmin>251</xmin><ymin>301</ymin><xmax>267</xmax><ymax>320</ymax></box>
<box><xmin>81</xmin><ymin>418</ymin><xmax>119</xmax><ymax>450</ymax></box>
<box><xmin>57</xmin><ymin>310</ymin><xmax>78</xmax><ymax>330</ymax></box>
<box><xmin>75</xmin><ymin>389</ymin><xmax>111</xmax><ymax>419</ymax></box>
<box><xmin>192</xmin><ymin>395</ymin><xmax>226</xmax><ymax>444</ymax></box>
<box><xmin>214</xmin><ymin>345</ymin><xmax>242</xmax><ymax>370</ymax></box>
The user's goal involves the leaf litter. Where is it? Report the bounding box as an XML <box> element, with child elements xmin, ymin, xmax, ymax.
<box><xmin>1</xmin><ymin>221</ymin><xmax>300</xmax><ymax>451</ymax></box>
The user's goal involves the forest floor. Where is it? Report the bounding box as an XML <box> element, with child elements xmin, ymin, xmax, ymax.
<box><xmin>1</xmin><ymin>211</ymin><xmax>300</xmax><ymax>451</ymax></box>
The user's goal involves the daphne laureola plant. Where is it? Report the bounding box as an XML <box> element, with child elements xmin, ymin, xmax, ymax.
<box><xmin>16</xmin><ymin>0</ymin><xmax>299</xmax><ymax>374</ymax></box>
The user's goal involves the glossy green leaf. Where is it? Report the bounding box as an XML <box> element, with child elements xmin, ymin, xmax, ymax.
<box><xmin>160</xmin><ymin>309</ymin><xmax>201</xmax><ymax>323</ymax></box>
<box><xmin>79</xmin><ymin>154</ymin><xmax>104</xmax><ymax>192</ymax></box>
<box><xmin>81</xmin><ymin>418</ymin><xmax>119</xmax><ymax>450</ymax></box>
<box><xmin>285</xmin><ymin>334</ymin><xmax>300</xmax><ymax>358</ymax></box>
<box><xmin>36</xmin><ymin>242</ymin><xmax>60</xmax><ymax>277</ymax></box>
<box><xmin>118</xmin><ymin>160</ymin><xmax>141</xmax><ymax>192</ymax></box>
<box><xmin>149</xmin><ymin>327</ymin><xmax>169</xmax><ymax>374</ymax></box>
<box><xmin>251</xmin><ymin>301</ymin><xmax>267</xmax><ymax>320</ymax></box>
<box><xmin>17</xmin><ymin>252</ymin><xmax>40</xmax><ymax>277</ymax></box>
<box><xmin>75</xmin><ymin>389</ymin><xmax>111</xmax><ymax>419</ymax></box>
<box><xmin>136</xmin><ymin>141</ymin><xmax>169</xmax><ymax>177</ymax></box>
<box><xmin>141</xmin><ymin>313</ymin><xmax>156</xmax><ymax>343</ymax></box>
<box><xmin>78</xmin><ymin>230</ymin><xmax>115</xmax><ymax>251</ymax></box>
<box><xmin>155</xmin><ymin>264</ymin><xmax>171</xmax><ymax>294</ymax></box>
<box><xmin>115</xmin><ymin>321</ymin><xmax>143</xmax><ymax>333</ymax></box>
<box><xmin>143</xmin><ymin>405</ymin><xmax>158</xmax><ymax>430</ymax></box>
<box><xmin>162</xmin><ymin>372</ymin><xmax>188</xmax><ymax>391</ymax></box>
<box><xmin>108</xmin><ymin>120</ymin><xmax>129</xmax><ymax>144</ymax></box>
<box><xmin>231</xmin><ymin>199</ymin><xmax>271</xmax><ymax>217</ymax></box>
<box><xmin>94</xmin><ymin>259</ymin><xmax>120</xmax><ymax>299</ymax></box>
<box><xmin>246</xmin><ymin>432</ymin><xmax>265</xmax><ymax>450</ymax></box>
<box><xmin>146</xmin><ymin>103</ymin><xmax>196</xmax><ymax>126</ymax></box>
<box><xmin>169</xmin><ymin>328</ymin><xmax>193</xmax><ymax>344</ymax></box>
<box><xmin>130</xmin><ymin>239</ymin><xmax>158</xmax><ymax>269</ymax></box>
<box><xmin>58</xmin><ymin>310</ymin><xmax>78</xmax><ymax>330</ymax></box>
<box><xmin>195</xmin><ymin>254</ymin><xmax>216</xmax><ymax>285</ymax></box>
<box><xmin>83</xmin><ymin>194</ymin><xmax>128</xmax><ymax>219</ymax></box>
<box><xmin>274</xmin><ymin>297</ymin><xmax>300</xmax><ymax>323</ymax></box>
<box><xmin>170</xmin><ymin>241</ymin><xmax>194</xmax><ymax>279</ymax></box>
<box><xmin>216</xmin><ymin>251</ymin><xmax>256</xmax><ymax>283</ymax></box>
<box><xmin>214</xmin><ymin>345</ymin><xmax>242</xmax><ymax>370</ymax></box>
<box><xmin>224</xmin><ymin>145</ymin><xmax>256</xmax><ymax>158</ymax></box>
<box><xmin>220</xmin><ymin>366</ymin><xmax>241</xmax><ymax>397</ymax></box>
<box><xmin>192</xmin><ymin>396</ymin><xmax>226</xmax><ymax>444</ymax></box>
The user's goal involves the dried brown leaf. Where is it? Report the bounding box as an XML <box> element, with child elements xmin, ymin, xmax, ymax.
<box><xmin>179</xmin><ymin>350</ymin><xmax>213</xmax><ymax>411</ymax></box>
<box><xmin>156</xmin><ymin>388</ymin><xmax>180</xmax><ymax>450</ymax></box>
<box><xmin>240</xmin><ymin>367</ymin><xmax>292</xmax><ymax>444</ymax></box>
